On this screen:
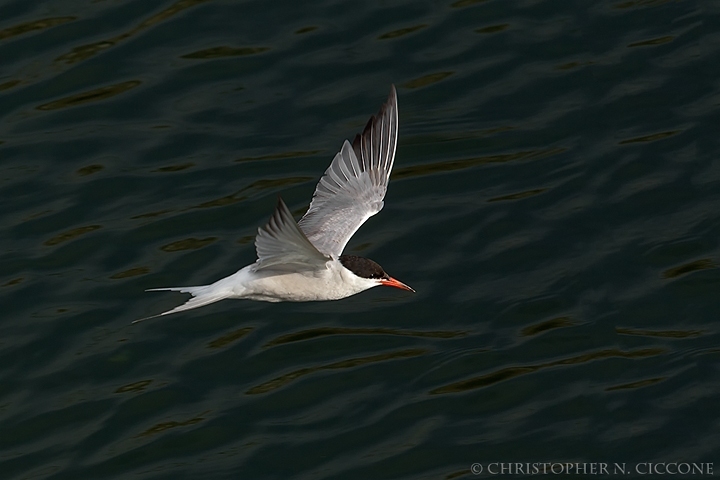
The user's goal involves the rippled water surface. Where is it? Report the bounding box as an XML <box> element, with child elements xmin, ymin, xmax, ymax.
<box><xmin>2</xmin><ymin>0</ymin><xmax>719</xmax><ymax>478</ymax></box>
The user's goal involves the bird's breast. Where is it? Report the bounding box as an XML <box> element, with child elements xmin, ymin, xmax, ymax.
<box><xmin>243</xmin><ymin>268</ymin><xmax>368</xmax><ymax>302</ymax></box>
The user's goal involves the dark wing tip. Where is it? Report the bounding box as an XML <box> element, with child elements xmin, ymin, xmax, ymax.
<box><xmin>277</xmin><ymin>195</ymin><xmax>296</xmax><ymax>223</ymax></box>
<box><xmin>352</xmin><ymin>85</ymin><xmax>398</xmax><ymax>155</ymax></box>
<box><xmin>259</xmin><ymin>196</ymin><xmax>290</xmax><ymax>237</ymax></box>
<box><xmin>389</xmin><ymin>83</ymin><xmax>397</xmax><ymax>102</ymax></box>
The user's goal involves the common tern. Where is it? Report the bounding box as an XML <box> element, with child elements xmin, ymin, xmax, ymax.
<box><xmin>140</xmin><ymin>85</ymin><xmax>413</xmax><ymax>321</ymax></box>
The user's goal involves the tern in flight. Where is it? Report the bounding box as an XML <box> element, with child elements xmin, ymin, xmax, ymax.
<box><xmin>141</xmin><ymin>85</ymin><xmax>413</xmax><ymax>321</ymax></box>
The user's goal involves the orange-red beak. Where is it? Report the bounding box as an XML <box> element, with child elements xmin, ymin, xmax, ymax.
<box><xmin>380</xmin><ymin>276</ymin><xmax>415</xmax><ymax>292</ymax></box>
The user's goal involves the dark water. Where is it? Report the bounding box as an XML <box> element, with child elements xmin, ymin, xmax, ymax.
<box><xmin>2</xmin><ymin>0</ymin><xmax>719</xmax><ymax>478</ymax></box>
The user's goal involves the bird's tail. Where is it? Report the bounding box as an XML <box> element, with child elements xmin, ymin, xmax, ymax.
<box><xmin>135</xmin><ymin>285</ymin><xmax>231</xmax><ymax>323</ymax></box>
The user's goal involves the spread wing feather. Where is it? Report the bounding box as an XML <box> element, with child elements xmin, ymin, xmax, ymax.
<box><xmin>298</xmin><ymin>85</ymin><xmax>398</xmax><ymax>257</ymax></box>
<box><xmin>254</xmin><ymin>197</ymin><xmax>330</xmax><ymax>270</ymax></box>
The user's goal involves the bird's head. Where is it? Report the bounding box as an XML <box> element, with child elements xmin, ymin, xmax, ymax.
<box><xmin>339</xmin><ymin>255</ymin><xmax>414</xmax><ymax>292</ymax></box>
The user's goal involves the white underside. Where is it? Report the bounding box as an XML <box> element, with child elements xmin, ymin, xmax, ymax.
<box><xmin>225</xmin><ymin>260</ymin><xmax>378</xmax><ymax>302</ymax></box>
<box><xmin>142</xmin><ymin>260</ymin><xmax>379</xmax><ymax>320</ymax></box>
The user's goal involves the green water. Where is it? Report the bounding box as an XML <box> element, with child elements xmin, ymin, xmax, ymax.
<box><xmin>1</xmin><ymin>0</ymin><xmax>718</xmax><ymax>478</ymax></box>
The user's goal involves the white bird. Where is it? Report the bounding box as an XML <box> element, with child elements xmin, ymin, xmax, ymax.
<box><xmin>138</xmin><ymin>85</ymin><xmax>413</xmax><ymax>322</ymax></box>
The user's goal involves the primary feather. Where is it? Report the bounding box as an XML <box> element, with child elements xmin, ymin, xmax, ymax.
<box><xmin>298</xmin><ymin>85</ymin><xmax>398</xmax><ymax>257</ymax></box>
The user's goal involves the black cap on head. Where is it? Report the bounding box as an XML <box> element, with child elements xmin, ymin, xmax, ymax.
<box><xmin>339</xmin><ymin>255</ymin><xmax>388</xmax><ymax>280</ymax></box>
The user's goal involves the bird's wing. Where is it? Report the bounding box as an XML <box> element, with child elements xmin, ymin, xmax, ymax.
<box><xmin>298</xmin><ymin>85</ymin><xmax>398</xmax><ymax>258</ymax></box>
<box><xmin>254</xmin><ymin>197</ymin><xmax>331</xmax><ymax>271</ymax></box>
